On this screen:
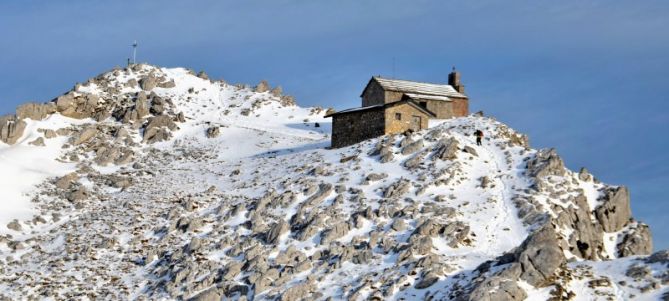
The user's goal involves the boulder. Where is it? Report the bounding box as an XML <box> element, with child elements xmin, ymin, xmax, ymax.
<box><xmin>55</xmin><ymin>173</ymin><xmax>78</xmax><ymax>189</ymax></box>
<box><xmin>139</xmin><ymin>76</ymin><xmax>158</xmax><ymax>91</ymax></box>
<box><xmin>205</xmin><ymin>127</ymin><xmax>220</xmax><ymax>138</ymax></box>
<box><xmin>0</xmin><ymin>115</ymin><xmax>27</xmax><ymax>145</ymax></box>
<box><xmin>143</xmin><ymin>115</ymin><xmax>177</xmax><ymax>143</ymax></box>
<box><xmin>55</xmin><ymin>93</ymin><xmax>101</xmax><ymax>119</ymax></box>
<box><xmin>321</xmin><ymin>222</ymin><xmax>350</xmax><ymax>245</ymax></box>
<box><xmin>401</xmin><ymin>139</ymin><xmax>424</xmax><ymax>155</ymax></box>
<box><xmin>255</xmin><ymin>80</ymin><xmax>270</xmax><ymax>93</ymax></box>
<box><xmin>135</xmin><ymin>92</ymin><xmax>150</xmax><ymax>118</ymax></box>
<box><xmin>617</xmin><ymin>223</ymin><xmax>653</xmax><ymax>257</ymax></box>
<box><xmin>515</xmin><ymin>224</ymin><xmax>566</xmax><ymax>287</ymax></box>
<box><xmin>594</xmin><ymin>186</ymin><xmax>632</xmax><ymax>232</ymax></box>
<box><xmin>6</xmin><ymin>219</ymin><xmax>22</xmax><ymax>232</ymax></box>
<box><xmin>468</xmin><ymin>277</ymin><xmax>527</xmax><ymax>301</ymax></box>
<box><xmin>270</xmin><ymin>86</ymin><xmax>283</xmax><ymax>97</ymax></box>
<box><xmin>463</xmin><ymin>145</ymin><xmax>478</xmax><ymax>156</ymax></box>
<box><xmin>197</xmin><ymin>71</ymin><xmax>209</xmax><ymax>80</ymax></box>
<box><xmin>266</xmin><ymin>220</ymin><xmax>290</xmax><ymax>244</ymax></box>
<box><xmin>434</xmin><ymin>137</ymin><xmax>459</xmax><ymax>160</ymax></box>
<box><xmin>73</xmin><ymin>127</ymin><xmax>98</xmax><ymax>145</ymax></box>
<box><xmin>28</xmin><ymin>137</ymin><xmax>45</xmax><ymax>146</ymax></box>
<box><xmin>16</xmin><ymin>102</ymin><xmax>56</xmax><ymax>120</ymax></box>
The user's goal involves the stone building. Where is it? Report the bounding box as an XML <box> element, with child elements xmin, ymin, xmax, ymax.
<box><xmin>325</xmin><ymin>99</ymin><xmax>435</xmax><ymax>148</ymax></box>
<box><xmin>361</xmin><ymin>70</ymin><xmax>468</xmax><ymax>119</ymax></box>
<box><xmin>326</xmin><ymin>69</ymin><xmax>468</xmax><ymax>148</ymax></box>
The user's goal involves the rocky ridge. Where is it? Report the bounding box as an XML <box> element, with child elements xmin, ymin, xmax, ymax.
<box><xmin>0</xmin><ymin>64</ymin><xmax>666</xmax><ymax>301</ymax></box>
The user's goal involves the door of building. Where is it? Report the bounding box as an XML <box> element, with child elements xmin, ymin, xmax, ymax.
<box><xmin>411</xmin><ymin>116</ymin><xmax>421</xmax><ymax>131</ymax></box>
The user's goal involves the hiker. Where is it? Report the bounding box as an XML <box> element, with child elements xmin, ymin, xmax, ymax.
<box><xmin>474</xmin><ymin>130</ymin><xmax>483</xmax><ymax>146</ymax></box>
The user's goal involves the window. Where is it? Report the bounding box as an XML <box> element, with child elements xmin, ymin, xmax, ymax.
<box><xmin>419</xmin><ymin>101</ymin><xmax>427</xmax><ymax>109</ymax></box>
<box><xmin>395</xmin><ymin>113</ymin><xmax>402</xmax><ymax>120</ymax></box>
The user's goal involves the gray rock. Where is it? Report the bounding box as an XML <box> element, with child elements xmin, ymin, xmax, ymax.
<box><xmin>158</xmin><ymin>79</ymin><xmax>176</xmax><ymax>88</ymax></box>
<box><xmin>526</xmin><ymin>148</ymin><xmax>565</xmax><ymax>178</ymax></box>
<box><xmin>143</xmin><ymin>115</ymin><xmax>177</xmax><ymax>143</ymax></box>
<box><xmin>135</xmin><ymin>92</ymin><xmax>150</xmax><ymax>118</ymax></box>
<box><xmin>515</xmin><ymin>224</ymin><xmax>566</xmax><ymax>287</ymax></box>
<box><xmin>578</xmin><ymin>167</ymin><xmax>593</xmax><ymax>181</ymax></box>
<box><xmin>188</xmin><ymin>287</ymin><xmax>221</xmax><ymax>301</ymax></box>
<box><xmin>321</xmin><ymin>222</ymin><xmax>350</xmax><ymax>245</ymax></box>
<box><xmin>366</xmin><ymin>173</ymin><xmax>388</xmax><ymax>182</ymax></box>
<box><xmin>434</xmin><ymin>137</ymin><xmax>459</xmax><ymax>160</ymax></box>
<box><xmin>139</xmin><ymin>76</ymin><xmax>158</xmax><ymax>91</ymax></box>
<box><xmin>468</xmin><ymin>277</ymin><xmax>527</xmax><ymax>301</ymax></box>
<box><xmin>414</xmin><ymin>271</ymin><xmax>440</xmax><ymax>289</ymax></box>
<box><xmin>401</xmin><ymin>139</ymin><xmax>424</xmax><ymax>155</ymax></box>
<box><xmin>645</xmin><ymin>250</ymin><xmax>669</xmax><ymax>265</ymax></box>
<box><xmin>28</xmin><ymin>137</ymin><xmax>45</xmax><ymax>146</ymax></box>
<box><xmin>266</xmin><ymin>220</ymin><xmax>290</xmax><ymax>244</ymax></box>
<box><xmin>280</xmin><ymin>282</ymin><xmax>314</xmax><ymax>301</ymax></box>
<box><xmin>391</xmin><ymin>218</ymin><xmax>406</xmax><ymax>232</ymax></box>
<box><xmin>73</xmin><ymin>127</ymin><xmax>98</xmax><ymax>145</ymax></box>
<box><xmin>383</xmin><ymin>179</ymin><xmax>411</xmax><ymax>199</ymax></box>
<box><xmin>617</xmin><ymin>223</ymin><xmax>653</xmax><ymax>257</ymax></box>
<box><xmin>463</xmin><ymin>145</ymin><xmax>478</xmax><ymax>156</ymax></box>
<box><xmin>197</xmin><ymin>71</ymin><xmax>209</xmax><ymax>80</ymax></box>
<box><xmin>0</xmin><ymin>115</ymin><xmax>27</xmax><ymax>145</ymax></box>
<box><xmin>270</xmin><ymin>86</ymin><xmax>283</xmax><ymax>97</ymax></box>
<box><xmin>55</xmin><ymin>92</ymin><xmax>101</xmax><ymax>119</ymax></box>
<box><xmin>625</xmin><ymin>263</ymin><xmax>650</xmax><ymax>279</ymax></box>
<box><xmin>255</xmin><ymin>80</ymin><xmax>270</xmax><ymax>93</ymax></box>
<box><xmin>6</xmin><ymin>220</ymin><xmax>22</xmax><ymax>231</ymax></box>
<box><xmin>16</xmin><ymin>102</ymin><xmax>56</xmax><ymax>120</ymax></box>
<box><xmin>205</xmin><ymin>126</ymin><xmax>220</xmax><ymax>138</ymax></box>
<box><xmin>594</xmin><ymin>186</ymin><xmax>632</xmax><ymax>232</ymax></box>
<box><xmin>554</xmin><ymin>195</ymin><xmax>605</xmax><ymax>260</ymax></box>
<box><xmin>55</xmin><ymin>173</ymin><xmax>78</xmax><ymax>189</ymax></box>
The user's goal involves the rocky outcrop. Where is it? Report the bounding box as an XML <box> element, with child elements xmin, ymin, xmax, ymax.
<box><xmin>526</xmin><ymin>148</ymin><xmax>565</xmax><ymax>178</ymax></box>
<box><xmin>617</xmin><ymin>223</ymin><xmax>653</xmax><ymax>257</ymax></box>
<box><xmin>515</xmin><ymin>224</ymin><xmax>565</xmax><ymax>287</ymax></box>
<box><xmin>255</xmin><ymin>80</ymin><xmax>270</xmax><ymax>93</ymax></box>
<box><xmin>594</xmin><ymin>186</ymin><xmax>632</xmax><ymax>232</ymax></box>
<box><xmin>554</xmin><ymin>195</ymin><xmax>605</xmax><ymax>260</ymax></box>
<box><xmin>143</xmin><ymin>115</ymin><xmax>177</xmax><ymax>143</ymax></box>
<box><xmin>0</xmin><ymin>115</ymin><xmax>27</xmax><ymax>144</ymax></box>
<box><xmin>55</xmin><ymin>92</ymin><xmax>104</xmax><ymax>120</ymax></box>
<box><xmin>16</xmin><ymin>102</ymin><xmax>56</xmax><ymax>120</ymax></box>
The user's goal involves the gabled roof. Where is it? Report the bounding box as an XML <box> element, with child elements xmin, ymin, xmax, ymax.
<box><xmin>362</xmin><ymin>76</ymin><xmax>467</xmax><ymax>99</ymax></box>
<box><xmin>324</xmin><ymin>99</ymin><xmax>436</xmax><ymax>118</ymax></box>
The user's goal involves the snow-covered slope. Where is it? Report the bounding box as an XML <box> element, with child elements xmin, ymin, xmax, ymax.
<box><xmin>0</xmin><ymin>64</ymin><xmax>666</xmax><ymax>301</ymax></box>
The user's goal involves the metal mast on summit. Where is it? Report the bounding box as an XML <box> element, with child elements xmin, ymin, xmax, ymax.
<box><xmin>132</xmin><ymin>40</ymin><xmax>138</xmax><ymax>64</ymax></box>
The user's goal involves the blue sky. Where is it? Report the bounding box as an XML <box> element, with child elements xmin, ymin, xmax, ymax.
<box><xmin>1</xmin><ymin>1</ymin><xmax>667</xmax><ymax>249</ymax></box>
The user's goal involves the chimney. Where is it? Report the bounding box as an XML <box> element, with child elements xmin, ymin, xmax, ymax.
<box><xmin>448</xmin><ymin>67</ymin><xmax>465</xmax><ymax>94</ymax></box>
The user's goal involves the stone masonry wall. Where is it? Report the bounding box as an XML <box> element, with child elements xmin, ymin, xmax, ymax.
<box><xmin>384</xmin><ymin>104</ymin><xmax>430</xmax><ymax>134</ymax></box>
<box><xmin>451</xmin><ymin>97</ymin><xmax>469</xmax><ymax>117</ymax></box>
<box><xmin>361</xmin><ymin>81</ymin><xmax>386</xmax><ymax>107</ymax></box>
<box><xmin>330</xmin><ymin>109</ymin><xmax>385</xmax><ymax>148</ymax></box>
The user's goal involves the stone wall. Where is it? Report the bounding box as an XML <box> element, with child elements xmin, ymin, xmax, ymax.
<box><xmin>330</xmin><ymin>109</ymin><xmax>385</xmax><ymax>148</ymax></box>
<box><xmin>424</xmin><ymin>100</ymin><xmax>454</xmax><ymax>119</ymax></box>
<box><xmin>451</xmin><ymin>97</ymin><xmax>469</xmax><ymax>117</ymax></box>
<box><xmin>384</xmin><ymin>104</ymin><xmax>430</xmax><ymax>134</ymax></box>
<box><xmin>361</xmin><ymin>80</ymin><xmax>386</xmax><ymax>107</ymax></box>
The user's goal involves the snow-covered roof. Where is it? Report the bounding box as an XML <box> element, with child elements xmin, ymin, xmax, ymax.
<box><xmin>404</xmin><ymin>93</ymin><xmax>452</xmax><ymax>102</ymax></box>
<box><xmin>372</xmin><ymin>77</ymin><xmax>467</xmax><ymax>98</ymax></box>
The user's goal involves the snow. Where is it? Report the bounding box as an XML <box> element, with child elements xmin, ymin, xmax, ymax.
<box><xmin>0</xmin><ymin>114</ymin><xmax>87</xmax><ymax>233</ymax></box>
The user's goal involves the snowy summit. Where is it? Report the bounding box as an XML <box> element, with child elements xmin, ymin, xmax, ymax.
<box><xmin>0</xmin><ymin>64</ymin><xmax>666</xmax><ymax>301</ymax></box>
